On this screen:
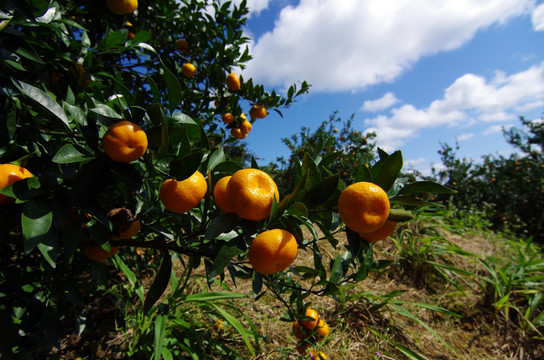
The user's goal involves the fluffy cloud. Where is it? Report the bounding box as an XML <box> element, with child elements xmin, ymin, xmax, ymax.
<box><xmin>363</xmin><ymin>62</ymin><xmax>544</xmax><ymax>151</ymax></box>
<box><xmin>532</xmin><ymin>3</ymin><xmax>544</xmax><ymax>30</ymax></box>
<box><xmin>244</xmin><ymin>0</ymin><xmax>535</xmax><ymax>92</ymax></box>
<box><xmin>361</xmin><ymin>92</ymin><xmax>399</xmax><ymax>112</ymax></box>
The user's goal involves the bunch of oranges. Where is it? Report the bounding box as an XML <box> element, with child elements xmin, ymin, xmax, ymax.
<box><xmin>292</xmin><ymin>308</ymin><xmax>329</xmax><ymax>359</ymax></box>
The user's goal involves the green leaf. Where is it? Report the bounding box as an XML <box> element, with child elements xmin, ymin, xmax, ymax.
<box><xmin>52</xmin><ymin>144</ymin><xmax>91</xmax><ymax>164</ymax></box>
<box><xmin>0</xmin><ymin>176</ymin><xmax>46</xmax><ymax>201</ymax></box>
<box><xmin>398</xmin><ymin>181</ymin><xmax>457</xmax><ymax>195</ymax></box>
<box><xmin>376</xmin><ymin>150</ymin><xmax>403</xmax><ymax>192</ymax></box>
<box><xmin>252</xmin><ymin>271</ymin><xmax>263</xmax><ymax>294</ymax></box>
<box><xmin>21</xmin><ymin>199</ymin><xmax>53</xmax><ymax>254</ymax></box>
<box><xmin>90</xmin><ymin>103</ymin><xmax>123</xmax><ymax>119</ymax></box>
<box><xmin>355</xmin><ymin>163</ymin><xmax>373</xmax><ymax>182</ymax></box>
<box><xmin>209</xmin><ymin>243</ymin><xmax>245</xmax><ymax>279</ymax></box>
<box><xmin>170</xmin><ymin>150</ymin><xmax>204</xmax><ymax>181</ymax></box>
<box><xmin>185</xmin><ymin>292</ymin><xmax>247</xmax><ymax>302</ymax></box>
<box><xmin>143</xmin><ymin>253</ymin><xmax>172</xmax><ymax>314</ymax></box>
<box><xmin>154</xmin><ymin>314</ymin><xmax>167</xmax><ymax>360</ymax></box>
<box><xmin>329</xmin><ymin>253</ymin><xmax>344</xmax><ymax>284</ymax></box>
<box><xmin>207</xmin><ymin>148</ymin><xmax>225</xmax><ymax>172</ymax></box>
<box><xmin>302</xmin><ymin>174</ymin><xmax>339</xmax><ymax>208</ymax></box>
<box><xmin>161</xmin><ymin>64</ymin><xmax>182</xmax><ymax>112</ymax></box>
<box><xmin>388</xmin><ymin>208</ymin><xmax>415</xmax><ymax>222</ymax></box>
<box><xmin>204</xmin><ymin>213</ymin><xmax>237</xmax><ymax>240</ymax></box>
<box><xmin>146</xmin><ymin>75</ymin><xmax>161</xmax><ymax>103</ymax></box>
<box><xmin>211</xmin><ymin>304</ymin><xmax>255</xmax><ymax>356</ymax></box>
<box><xmin>170</xmin><ymin>112</ymin><xmax>197</xmax><ymax>125</ymax></box>
<box><xmin>389</xmin><ymin>195</ymin><xmax>435</xmax><ymax>206</ymax></box>
<box><xmin>16</xmin><ymin>80</ymin><xmax>70</xmax><ymax>130</ymax></box>
<box><xmin>302</xmin><ymin>153</ymin><xmax>322</xmax><ymax>191</ymax></box>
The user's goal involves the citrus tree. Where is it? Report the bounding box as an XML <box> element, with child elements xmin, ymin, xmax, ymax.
<box><xmin>0</xmin><ymin>0</ymin><xmax>454</xmax><ymax>358</ymax></box>
<box><xmin>434</xmin><ymin>116</ymin><xmax>544</xmax><ymax>242</ymax></box>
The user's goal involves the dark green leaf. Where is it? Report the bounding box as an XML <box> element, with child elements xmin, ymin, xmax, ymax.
<box><xmin>90</xmin><ymin>103</ymin><xmax>123</xmax><ymax>119</ymax></box>
<box><xmin>252</xmin><ymin>271</ymin><xmax>263</xmax><ymax>294</ymax></box>
<box><xmin>329</xmin><ymin>253</ymin><xmax>344</xmax><ymax>284</ymax></box>
<box><xmin>161</xmin><ymin>64</ymin><xmax>182</xmax><ymax>112</ymax></box>
<box><xmin>16</xmin><ymin>80</ymin><xmax>70</xmax><ymax>130</ymax></box>
<box><xmin>204</xmin><ymin>213</ymin><xmax>237</xmax><ymax>240</ymax></box>
<box><xmin>302</xmin><ymin>174</ymin><xmax>339</xmax><ymax>208</ymax></box>
<box><xmin>144</xmin><ymin>253</ymin><xmax>172</xmax><ymax>314</ymax></box>
<box><xmin>388</xmin><ymin>208</ymin><xmax>415</xmax><ymax>222</ymax></box>
<box><xmin>52</xmin><ymin>144</ymin><xmax>91</xmax><ymax>163</ymax></box>
<box><xmin>355</xmin><ymin>163</ymin><xmax>373</xmax><ymax>182</ymax></box>
<box><xmin>376</xmin><ymin>150</ymin><xmax>403</xmax><ymax>192</ymax></box>
<box><xmin>207</xmin><ymin>148</ymin><xmax>225</xmax><ymax>172</ymax></box>
<box><xmin>22</xmin><ymin>198</ymin><xmax>52</xmax><ymax>254</ymax></box>
<box><xmin>146</xmin><ymin>75</ymin><xmax>161</xmax><ymax>103</ymax></box>
<box><xmin>170</xmin><ymin>150</ymin><xmax>204</xmax><ymax>180</ymax></box>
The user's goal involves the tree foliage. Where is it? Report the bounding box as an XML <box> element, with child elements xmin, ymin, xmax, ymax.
<box><xmin>0</xmin><ymin>0</ymin><xmax>449</xmax><ymax>358</ymax></box>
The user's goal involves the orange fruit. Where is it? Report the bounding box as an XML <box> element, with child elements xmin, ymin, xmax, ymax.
<box><xmin>359</xmin><ymin>220</ymin><xmax>396</xmax><ymax>243</ymax></box>
<box><xmin>213</xmin><ymin>176</ymin><xmax>233</xmax><ymax>213</ymax></box>
<box><xmin>222</xmin><ymin>113</ymin><xmax>234</xmax><ymax>124</ymax></box>
<box><xmin>295</xmin><ymin>341</ymin><xmax>312</xmax><ymax>355</ymax></box>
<box><xmin>301</xmin><ymin>308</ymin><xmax>319</xmax><ymax>330</ymax></box>
<box><xmin>240</xmin><ymin>119</ymin><xmax>252</xmax><ymax>135</ymax></box>
<box><xmin>159</xmin><ymin>171</ymin><xmax>207</xmax><ymax>213</ymax></box>
<box><xmin>249</xmin><ymin>229</ymin><xmax>297</xmax><ymax>274</ymax></box>
<box><xmin>309</xmin><ymin>351</ymin><xmax>327</xmax><ymax>360</ymax></box>
<box><xmin>0</xmin><ymin>164</ymin><xmax>33</xmax><ymax>206</ymax></box>
<box><xmin>182</xmin><ymin>63</ymin><xmax>196</xmax><ymax>77</ymax></box>
<box><xmin>106</xmin><ymin>0</ymin><xmax>138</xmax><ymax>15</ymax></box>
<box><xmin>84</xmin><ymin>243</ymin><xmax>119</xmax><ymax>262</ymax></box>
<box><xmin>102</xmin><ymin>120</ymin><xmax>148</xmax><ymax>163</ymax></box>
<box><xmin>314</xmin><ymin>319</ymin><xmax>329</xmax><ymax>340</ymax></box>
<box><xmin>292</xmin><ymin>320</ymin><xmax>310</xmax><ymax>339</ymax></box>
<box><xmin>175</xmin><ymin>39</ymin><xmax>189</xmax><ymax>53</ymax></box>
<box><xmin>226</xmin><ymin>168</ymin><xmax>279</xmax><ymax>221</ymax></box>
<box><xmin>230</xmin><ymin>127</ymin><xmax>247</xmax><ymax>139</ymax></box>
<box><xmin>249</xmin><ymin>105</ymin><xmax>267</xmax><ymax>119</ymax></box>
<box><xmin>110</xmin><ymin>220</ymin><xmax>141</xmax><ymax>240</ymax></box>
<box><xmin>337</xmin><ymin>182</ymin><xmax>390</xmax><ymax>233</ymax></box>
<box><xmin>226</xmin><ymin>72</ymin><xmax>241</xmax><ymax>92</ymax></box>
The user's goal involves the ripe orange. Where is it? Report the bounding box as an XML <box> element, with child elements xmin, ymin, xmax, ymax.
<box><xmin>160</xmin><ymin>171</ymin><xmax>207</xmax><ymax>213</ymax></box>
<box><xmin>301</xmin><ymin>308</ymin><xmax>319</xmax><ymax>330</ymax></box>
<box><xmin>240</xmin><ymin>119</ymin><xmax>252</xmax><ymax>135</ymax></box>
<box><xmin>213</xmin><ymin>176</ymin><xmax>233</xmax><ymax>213</ymax></box>
<box><xmin>106</xmin><ymin>0</ymin><xmax>138</xmax><ymax>15</ymax></box>
<box><xmin>102</xmin><ymin>120</ymin><xmax>148</xmax><ymax>163</ymax></box>
<box><xmin>249</xmin><ymin>229</ymin><xmax>297</xmax><ymax>274</ymax></box>
<box><xmin>310</xmin><ymin>351</ymin><xmax>327</xmax><ymax>360</ymax></box>
<box><xmin>337</xmin><ymin>182</ymin><xmax>390</xmax><ymax>233</ymax></box>
<box><xmin>249</xmin><ymin>105</ymin><xmax>267</xmax><ymax>119</ymax></box>
<box><xmin>0</xmin><ymin>164</ymin><xmax>33</xmax><ymax>206</ymax></box>
<box><xmin>226</xmin><ymin>168</ymin><xmax>279</xmax><ymax>221</ymax></box>
<box><xmin>314</xmin><ymin>319</ymin><xmax>329</xmax><ymax>340</ymax></box>
<box><xmin>226</xmin><ymin>72</ymin><xmax>241</xmax><ymax>92</ymax></box>
<box><xmin>222</xmin><ymin>113</ymin><xmax>234</xmax><ymax>124</ymax></box>
<box><xmin>231</xmin><ymin>127</ymin><xmax>247</xmax><ymax>139</ymax></box>
<box><xmin>359</xmin><ymin>220</ymin><xmax>396</xmax><ymax>243</ymax></box>
<box><xmin>110</xmin><ymin>220</ymin><xmax>141</xmax><ymax>240</ymax></box>
<box><xmin>175</xmin><ymin>39</ymin><xmax>189</xmax><ymax>53</ymax></box>
<box><xmin>292</xmin><ymin>320</ymin><xmax>310</xmax><ymax>339</ymax></box>
<box><xmin>84</xmin><ymin>243</ymin><xmax>119</xmax><ymax>262</ymax></box>
<box><xmin>182</xmin><ymin>63</ymin><xmax>197</xmax><ymax>77</ymax></box>
<box><xmin>295</xmin><ymin>341</ymin><xmax>312</xmax><ymax>355</ymax></box>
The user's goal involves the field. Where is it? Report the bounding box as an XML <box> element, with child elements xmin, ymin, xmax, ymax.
<box><xmin>55</xmin><ymin>210</ymin><xmax>544</xmax><ymax>360</ymax></box>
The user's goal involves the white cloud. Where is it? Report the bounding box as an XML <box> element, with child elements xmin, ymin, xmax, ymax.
<box><xmin>245</xmin><ymin>0</ymin><xmax>273</xmax><ymax>16</ymax></box>
<box><xmin>244</xmin><ymin>0</ymin><xmax>535</xmax><ymax>92</ymax></box>
<box><xmin>483</xmin><ymin>124</ymin><xmax>509</xmax><ymax>135</ymax></box>
<box><xmin>457</xmin><ymin>133</ymin><xmax>475</xmax><ymax>141</ymax></box>
<box><xmin>361</xmin><ymin>92</ymin><xmax>400</xmax><ymax>112</ymax></box>
<box><xmin>532</xmin><ymin>3</ymin><xmax>544</xmax><ymax>30</ymax></box>
<box><xmin>363</xmin><ymin>62</ymin><xmax>544</xmax><ymax>151</ymax></box>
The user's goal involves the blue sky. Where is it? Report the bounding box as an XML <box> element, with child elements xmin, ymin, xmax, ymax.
<box><xmin>234</xmin><ymin>0</ymin><xmax>544</xmax><ymax>175</ymax></box>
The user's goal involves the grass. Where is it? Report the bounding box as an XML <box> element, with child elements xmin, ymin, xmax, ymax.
<box><xmin>54</xmin><ymin>210</ymin><xmax>544</xmax><ymax>359</ymax></box>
